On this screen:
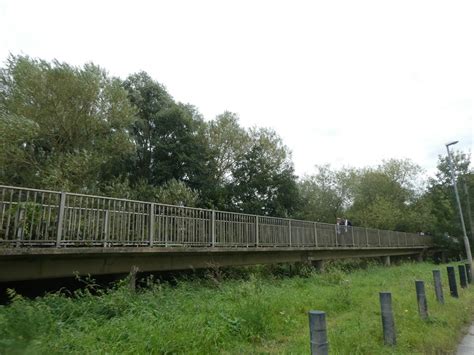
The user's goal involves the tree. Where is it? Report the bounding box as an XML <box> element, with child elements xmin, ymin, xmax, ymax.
<box><xmin>123</xmin><ymin>72</ymin><xmax>219</xmax><ymax>206</ymax></box>
<box><xmin>377</xmin><ymin>159</ymin><xmax>424</xmax><ymax>198</ymax></box>
<box><xmin>427</xmin><ymin>151</ymin><xmax>473</xmax><ymax>240</ymax></box>
<box><xmin>0</xmin><ymin>110</ymin><xmax>40</xmax><ymax>185</ymax></box>
<box><xmin>347</xmin><ymin>165</ymin><xmax>429</xmax><ymax>232</ymax></box>
<box><xmin>296</xmin><ymin>159</ymin><xmax>432</xmax><ymax>231</ymax></box>
<box><xmin>228</xmin><ymin>128</ymin><xmax>299</xmax><ymax>217</ymax></box>
<box><xmin>206</xmin><ymin>111</ymin><xmax>251</xmax><ymax>183</ymax></box>
<box><xmin>0</xmin><ymin>55</ymin><xmax>136</xmax><ymax>191</ymax></box>
<box><xmin>297</xmin><ymin>165</ymin><xmax>354</xmax><ymax>223</ymax></box>
<box><xmin>155</xmin><ymin>179</ymin><xmax>199</xmax><ymax>207</ymax></box>
<box><xmin>122</xmin><ymin>72</ymin><xmax>174</xmax><ymax>184</ymax></box>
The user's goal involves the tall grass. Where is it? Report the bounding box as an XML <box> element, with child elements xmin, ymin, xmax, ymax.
<box><xmin>0</xmin><ymin>261</ymin><xmax>473</xmax><ymax>354</ymax></box>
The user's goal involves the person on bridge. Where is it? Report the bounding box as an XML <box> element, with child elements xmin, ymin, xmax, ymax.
<box><xmin>336</xmin><ymin>218</ymin><xmax>353</xmax><ymax>246</ymax></box>
<box><xmin>336</xmin><ymin>217</ymin><xmax>342</xmax><ymax>235</ymax></box>
<box><xmin>343</xmin><ymin>218</ymin><xmax>352</xmax><ymax>232</ymax></box>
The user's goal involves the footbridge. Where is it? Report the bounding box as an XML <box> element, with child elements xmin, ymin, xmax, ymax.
<box><xmin>0</xmin><ymin>185</ymin><xmax>433</xmax><ymax>281</ymax></box>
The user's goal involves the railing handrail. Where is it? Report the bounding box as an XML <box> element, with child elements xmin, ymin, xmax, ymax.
<box><xmin>0</xmin><ymin>185</ymin><xmax>61</xmax><ymax>195</ymax></box>
<box><xmin>0</xmin><ymin>184</ymin><xmax>421</xmax><ymax>236</ymax></box>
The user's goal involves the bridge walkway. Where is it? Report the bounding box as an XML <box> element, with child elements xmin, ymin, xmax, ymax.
<box><xmin>0</xmin><ymin>185</ymin><xmax>433</xmax><ymax>281</ymax></box>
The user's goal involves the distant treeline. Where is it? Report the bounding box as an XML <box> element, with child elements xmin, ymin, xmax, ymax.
<box><xmin>0</xmin><ymin>55</ymin><xmax>472</xmax><ymax>248</ymax></box>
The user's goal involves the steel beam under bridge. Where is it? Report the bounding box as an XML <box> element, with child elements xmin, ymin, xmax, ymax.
<box><xmin>0</xmin><ymin>246</ymin><xmax>428</xmax><ymax>282</ymax></box>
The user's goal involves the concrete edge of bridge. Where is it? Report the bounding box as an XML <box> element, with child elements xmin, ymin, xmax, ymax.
<box><xmin>0</xmin><ymin>245</ymin><xmax>428</xmax><ymax>256</ymax></box>
<box><xmin>0</xmin><ymin>246</ymin><xmax>432</xmax><ymax>282</ymax></box>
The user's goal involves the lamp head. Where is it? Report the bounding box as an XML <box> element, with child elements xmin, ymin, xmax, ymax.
<box><xmin>445</xmin><ymin>140</ymin><xmax>459</xmax><ymax>147</ymax></box>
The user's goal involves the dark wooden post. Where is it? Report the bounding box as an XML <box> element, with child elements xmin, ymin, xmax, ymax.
<box><xmin>415</xmin><ymin>281</ymin><xmax>428</xmax><ymax>319</ymax></box>
<box><xmin>458</xmin><ymin>264</ymin><xmax>468</xmax><ymax>288</ymax></box>
<box><xmin>308</xmin><ymin>311</ymin><xmax>328</xmax><ymax>355</ymax></box>
<box><xmin>432</xmin><ymin>270</ymin><xmax>444</xmax><ymax>304</ymax></box>
<box><xmin>447</xmin><ymin>266</ymin><xmax>459</xmax><ymax>298</ymax></box>
<box><xmin>380</xmin><ymin>292</ymin><xmax>396</xmax><ymax>346</ymax></box>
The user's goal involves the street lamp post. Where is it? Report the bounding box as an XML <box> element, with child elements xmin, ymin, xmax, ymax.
<box><xmin>445</xmin><ymin>141</ymin><xmax>473</xmax><ymax>275</ymax></box>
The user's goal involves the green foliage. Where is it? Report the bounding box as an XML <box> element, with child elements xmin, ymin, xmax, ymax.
<box><xmin>0</xmin><ymin>110</ymin><xmax>40</xmax><ymax>185</ymax></box>
<box><xmin>0</xmin><ymin>55</ymin><xmax>136</xmax><ymax>191</ymax></box>
<box><xmin>348</xmin><ymin>169</ymin><xmax>409</xmax><ymax>229</ymax></box>
<box><xmin>155</xmin><ymin>179</ymin><xmax>200</xmax><ymax>206</ymax></box>
<box><xmin>5</xmin><ymin>201</ymin><xmax>43</xmax><ymax>239</ymax></box>
<box><xmin>426</xmin><ymin>151</ymin><xmax>474</xmax><ymax>245</ymax></box>
<box><xmin>2</xmin><ymin>53</ymin><xmax>472</xmax><ymax>250</ymax></box>
<box><xmin>206</xmin><ymin>111</ymin><xmax>251</xmax><ymax>184</ymax></box>
<box><xmin>228</xmin><ymin>128</ymin><xmax>299</xmax><ymax>217</ymax></box>
<box><xmin>297</xmin><ymin>159</ymin><xmax>433</xmax><ymax>232</ymax></box>
<box><xmin>0</xmin><ymin>263</ymin><xmax>473</xmax><ymax>354</ymax></box>
<box><xmin>123</xmin><ymin>72</ymin><xmax>217</xmax><ymax>203</ymax></box>
<box><xmin>298</xmin><ymin>165</ymin><xmax>353</xmax><ymax>223</ymax></box>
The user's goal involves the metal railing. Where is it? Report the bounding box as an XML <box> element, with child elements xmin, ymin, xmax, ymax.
<box><xmin>0</xmin><ymin>185</ymin><xmax>433</xmax><ymax>248</ymax></box>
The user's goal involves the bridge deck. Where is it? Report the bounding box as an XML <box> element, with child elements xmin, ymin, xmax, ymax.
<box><xmin>0</xmin><ymin>245</ymin><xmax>427</xmax><ymax>281</ymax></box>
<box><xmin>0</xmin><ymin>185</ymin><xmax>433</xmax><ymax>281</ymax></box>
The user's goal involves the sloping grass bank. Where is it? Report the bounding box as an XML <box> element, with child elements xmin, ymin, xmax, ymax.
<box><xmin>1</xmin><ymin>262</ymin><xmax>473</xmax><ymax>354</ymax></box>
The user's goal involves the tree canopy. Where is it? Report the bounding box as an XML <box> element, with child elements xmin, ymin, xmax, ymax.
<box><xmin>0</xmin><ymin>55</ymin><xmax>136</xmax><ymax>191</ymax></box>
<box><xmin>1</xmin><ymin>54</ymin><xmax>472</xmax><ymax>251</ymax></box>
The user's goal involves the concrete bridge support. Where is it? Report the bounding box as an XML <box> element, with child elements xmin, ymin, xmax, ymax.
<box><xmin>383</xmin><ymin>255</ymin><xmax>391</xmax><ymax>266</ymax></box>
<box><xmin>312</xmin><ymin>260</ymin><xmax>325</xmax><ymax>272</ymax></box>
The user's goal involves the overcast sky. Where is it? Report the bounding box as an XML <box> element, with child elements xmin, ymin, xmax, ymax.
<box><xmin>1</xmin><ymin>0</ymin><xmax>472</xmax><ymax>177</ymax></box>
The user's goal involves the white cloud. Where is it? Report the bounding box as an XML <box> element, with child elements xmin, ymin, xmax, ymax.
<box><xmin>1</xmin><ymin>0</ymin><xmax>472</xmax><ymax>177</ymax></box>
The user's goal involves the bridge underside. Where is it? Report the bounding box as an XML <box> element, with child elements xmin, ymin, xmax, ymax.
<box><xmin>0</xmin><ymin>246</ymin><xmax>428</xmax><ymax>282</ymax></box>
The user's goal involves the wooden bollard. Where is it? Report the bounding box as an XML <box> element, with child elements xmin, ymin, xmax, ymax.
<box><xmin>465</xmin><ymin>263</ymin><xmax>473</xmax><ymax>284</ymax></box>
<box><xmin>447</xmin><ymin>266</ymin><xmax>459</xmax><ymax>298</ymax></box>
<box><xmin>415</xmin><ymin>281</ymin><xmax>428</xmax><ymax>319</ymax></box>
<box><xmin>379</xmin><ymin>292</ymin><xmax>396</xmax><ymax>346</ymax></box>
<box><xmin>308</xmin><ymin>311</ymin><xmax>329</xmax><ymax>355</ymax></box>
<box><xmin>459</xmin><ymin>265</ymin><xmax>468</xmax><ymax>288</ymax></box>
<box><xmin>432</xmin><ymin>270</ymin><xmax>444</xmax><ymax>304</ymax></box>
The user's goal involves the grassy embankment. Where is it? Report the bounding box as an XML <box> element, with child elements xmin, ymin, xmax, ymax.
<box><xmin>1</xmin><ymin>261</ymin><xmax>473</xmax><ymax>354</ymax></box>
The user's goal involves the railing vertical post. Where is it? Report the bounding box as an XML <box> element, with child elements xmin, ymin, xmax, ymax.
<box><xmin>211</xmin><ymin>210</ymin><xmax>216</xmax><ymax>247</ymax></box>
<box><xmin>149</xmin><ymin>203</ymin><xmax>155</xmax><ymax>246</ymax></box>
<box><xmin>103</xmin><ymin>210</ymin><xmax>110</xmax><ymax>247</ymax></box>
<box><xmin>351</xmin><ymin>227</ymin><xmax>355</xmax><ymax>247</ymax></box>
<box><xmin>365</xmin><ymin>228</ymin><xmax>369</xmax><ymax>247</ymax></box>
<box><xmin>378</xmin><ymin>230</ymin><xmax>381</xmax><ymax>247</ymax></box>
<box><xmin>314</xmin><ymin>222</ymin><xmax>318</xmax><ymax>248</ymax></box>
<box><xmin>432</xmin><ymin>270</ymin><xmax>444</xmax><ymax>304</ymax></box>
<box><xmin>164</xmin><ymin>209</ymin><xmax>168</xmax><ymax>247</ymax></box>
<box><xmin>255</xmin><ymin>215</ymin><xmax>259</xmax><ymax>247</ymax></box>
<box><xmin>56</xmin><ymin>192</ymin><xmax>66</xmax><ymax>247</ymax></box>
<box><xmin>289</xmin><ymin>220</ymin><xmax>292</xmax><ymax>247</ymax></box>
<box><xmin>15</xmin><ymin>207</ymin><xmax>25</xmax><ymax>247</ymax></box>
